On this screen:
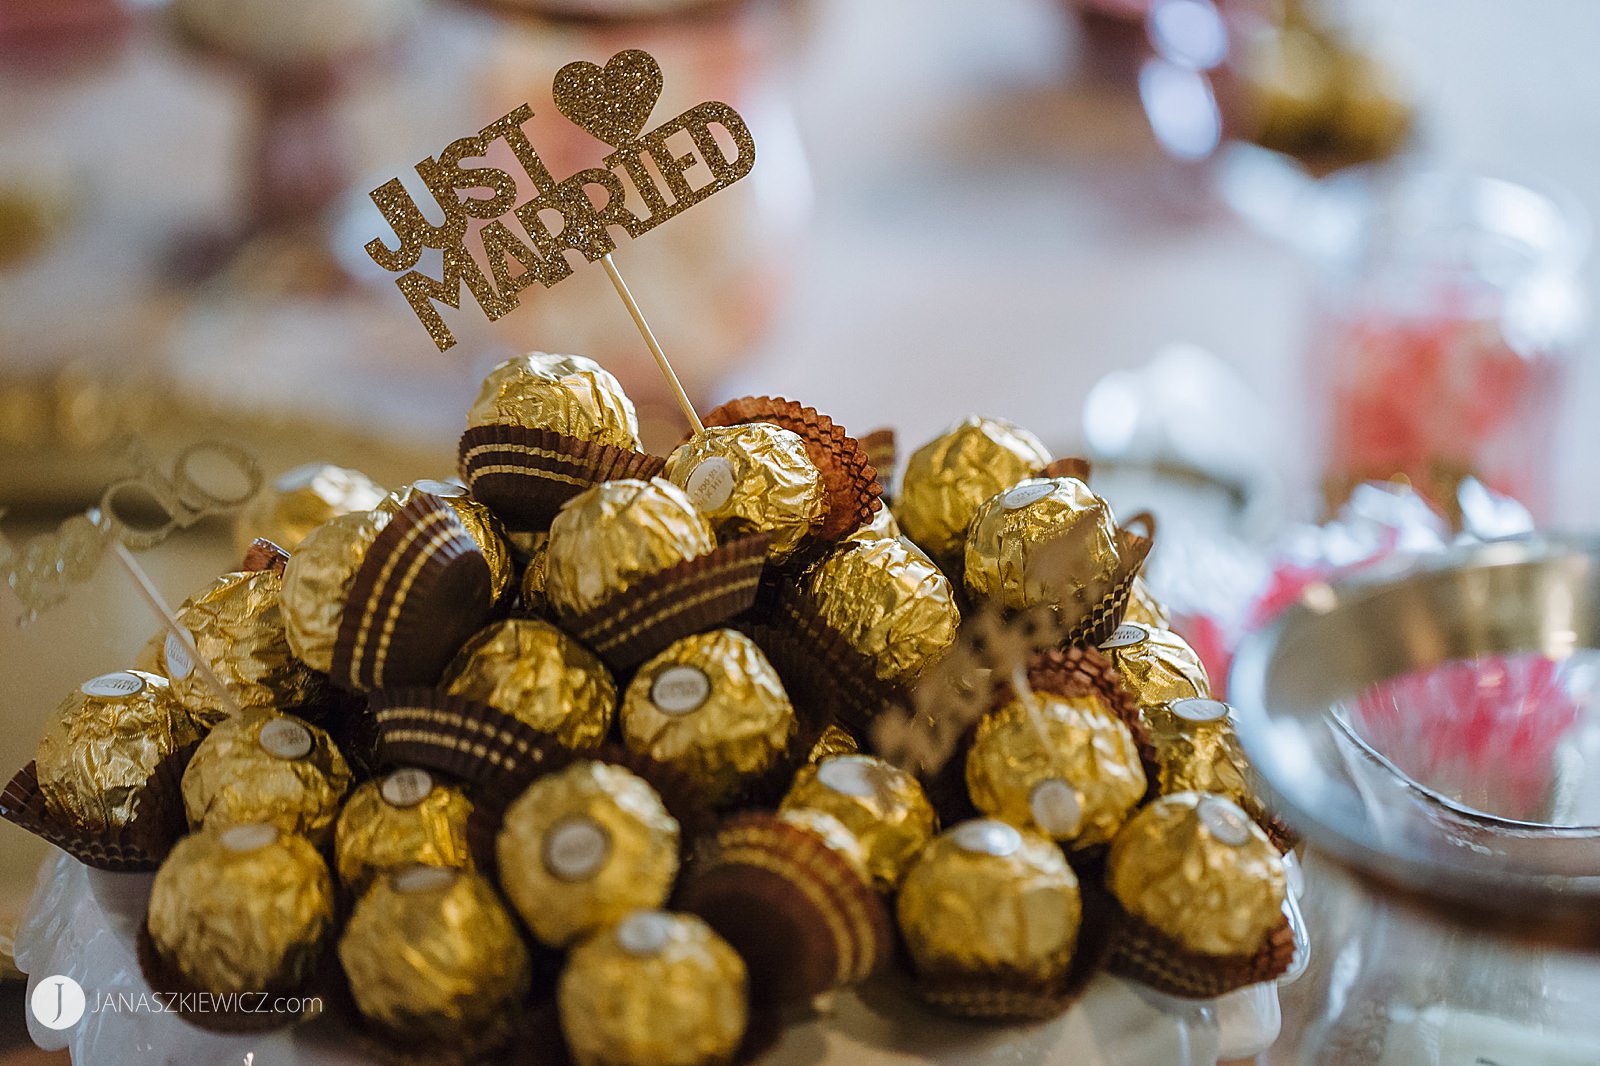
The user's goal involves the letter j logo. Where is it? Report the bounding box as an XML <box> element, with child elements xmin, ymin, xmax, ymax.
<box><xmin>30</xmin><ymin>975</ymin><xmax>86</xmax><ymax>1030</ymax></box>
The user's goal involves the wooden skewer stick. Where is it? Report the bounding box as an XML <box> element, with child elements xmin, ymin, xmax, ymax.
<box><xmin>601</xmin><ymin>253</ymin><xmax>705</xmax><ymax>435</ymax></box>
<box><xmin>111</xmin><ymin>540</ymin><xmax>243</xmax><ymax>719</ymax></box>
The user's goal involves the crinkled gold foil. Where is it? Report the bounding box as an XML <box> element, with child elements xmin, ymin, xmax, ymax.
<box><xmin>1147</xmin><ymin>700</ymin><xmax>1254</xmax><ymax>807</ymax></box>
<box><xmin>845</xmin><ymin>503</ymin><xmax>902</xmax><ymax>544</ymax></box>
<box><xmin>663</xmin><ymin>423</ymin><xmax>827</xmax><ymax>562</ymax></box>
<box><xmin>281</xmin><ymin>508</ymin><xmax>391</xmax><ymax>673</ymax></box>
<box><xmin>233</xmin><ymin>462</ymin><xmax>387</xmax><ymax>554</ymax></box>
<box><xmin>620</xmin><ymin>630</ymin><xmax>795</xmax><ymax>804</ymax></box>
<box><xmin>160</xmin><ymin>569</ymin><xmax>323</xmax><ymax>727</ymax></box>
<box><xmin>545</xmin><ymin>478</ymin><xmax>717</xmax><ymax>618</ymax></box>
<box><xmin>802</xmin><ymin>538</ymin><xmax>961</xmax><ymax>685</ymax></box>
<box><xmin>334</xmin><ymin>771</ymin><xmax>475</xmax><ymax>892</ymax></box>
<box><xmin>377</xmin><ymin>482</ymin><xmax>515</xmax><ymax>601</ymax></box>
<box><xmin>443</xmin><ymin>619</ymin><xmax>616</xmax><ymax>751</ymax></box>
<box><xmin>806</xmin><ymin>724</ymin><xmax>860</xmax><ymax>763</ymax></box>
<box><xmin>780</xmin><ymin>754</ymin><xmax>935</xmax><ymax>892</ymax></box>
<box><xmin>148</xmin><ymin>823</ymin><xmax>334</xmax><ymax>994</ymax></box>
<box><xmin>495</xmin><ymin>760</ymin><xmax>680</xmax><ymax>947</ymax></box>
<box><xmin>1107</xmin><ymin>792</ymin><xmax>1286</xmax><ymax>957</ymax></box>
<box><xmin>964</xmin><ymin>477</ymin><xmax>1121</xmax><ymax>612</ymax></box>
<box><xmin>895</xmin><ymin>416</ymin><xmax>1051</xmax><ymax>561</ymax></box>
<box><xmin>466</xmin><ymin>352</ymin><xmax>641</xmax><ymax>451</ymax></box>
<box><xmin>966</xmin><ymin>693</ymin><xmax>1146</xmax><ymax>847</ymax></box>
<box><xmin>35</xmin><ymin>671</ymin><xmax>200</xmax><ymax>833</ymax></box>
<box><xmin>776</xmin><ymin>807</ymin><xmax>872</xmax><ymax>884</ymax></box>
<box><xmin>1123</xmin><ymin>576</ymin><xmax>1172</xmax><ymax>630</ymax></box>
<box><xmin>559</xmin><ymin>911</ymin><xmax>747</xmax><ymax>1066</ymax></box>
<box><xmin>896</xmin><ymin>819</ymin><xmax>1080</xmax><ymax>982</ymax></box>
<box><xmin>1107</xmin><ymin>624</ymin><xmax>1211</xmax><ymax>707</ymax></box>
<box><xmin>520</xmin><ymin>532</ymin><xmax>550</xmax><ymax>613</ymax></box>
<box><xmin>181</xmin><ymin>710</ymin><xmax>352</xmax><ymax>845</ymax></box>
<box><xmin>340</xmin><ymin>866</ymin><xmax>530</xmax><ymax>1042</ymax></box>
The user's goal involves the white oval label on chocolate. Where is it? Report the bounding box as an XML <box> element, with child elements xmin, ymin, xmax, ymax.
<box><xmin>1028</xmin><ymin>779</ymin><xmax>1082</xmax><ymax>838</ymax></box>
<box><xmin>220</xmin><ymin>823</ymin><xmax>279</xmax><ymax>853</ymax></box>
<box><xmin>953</xmin><ymin>819</ymin><xmax>1022</xmax><ymax>858</ymax></box>
<box><xmin>381</xmin><ymin>768</ymin><xmax>435</xmax><ymax>808</ymax></box>
<box><xmin>817</xmin><ymin>756</ymin><xmax>880</xmax><ymax>798</ymax></box>
<box><xmin>1002</xmin><ymin>481</ymin><xmax>1054</xmax><ymax>510</ymax></box>
<box><xmin>650</xmin><ymin>666</ymin><xmax>711</xmax><ymax>715</ymax></box>
<box><xmin>544</xmin><ymin>816</ymin><xmax>611</xmax><ymax>881</ymax></box>
<box><xmin>163</xmin><ymin>632</ymin><xmax>196</xmax><ymax>680</ymax></box>
<box><xmin>80</xmin><ymin>672</ymin><xmax>146</xmax><ymax>699</ymax></box>
<box><xmin>1199</xmin><ymin>797</ymin><xmax>1251</xmax><ymax>847</ymax></box>
<box><xmin>258</xmin><ymin>718</ymin><xmax>313</xmax><ymax>760</ymax></box>
<box><xmin>412</xmin><ymin>479</ymin><xmax>466</xmax><ymax>499</ymax></box>
<box><xmin>617</xmin><ymin>911</ymin><xmax>673</xmax><ymax>956</ymax></box>
<box><xmin>685</xmin><ymin>457</ymin><xmax>736</xmax><ymax>513</ymax></box>
<box><xmin>393</xmin><ymin>864</ymin><xmax>458</xmax><ymax>894</ymax></box>
<box><xmin>1098</xmin><ymin>623</ymin><xmax>1150</xmax><ymax>651</ymax></box>
<box><xmin>1171</xmin><ymin>698</ymin><xmax>1230</xmax><ymax>724</ymax></box>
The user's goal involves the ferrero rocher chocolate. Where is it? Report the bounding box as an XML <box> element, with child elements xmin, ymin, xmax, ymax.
<box><xmin>559</xmin><ymin>911</ymin><xmax>747</xmax><ymax>1066</ymax></box>
<box><xmin>802</xmin><ymin>538</ymin><xmax>961</xmax><ymax>685</ymax></box>
<box><xmin>35</xmin><ymin>671</ymin><xmax>200</xmax><ymax>834</ymax></box>
<box><xmin>159</xmin><ymin>569</ymin><xmax>323</xmax><ymax>725</ymax></box>
<box><xmin>545</xmin><ymin>478</ymin><xmax>717</xmax><ymax>618</ymax></box>
<box><xmin>776</xmin><ymin>807</ymin><xmax>871</xmax><ymax>883</ymax></box>
<box><xmin>377</xmin><ymin>481</ymin><xmax>515</xmax><ymax>601</ymax></box>
<box><xmin>664</xmin><ymin>423</ymin><xmax>827</xmax><ymax>561</ymax></box>
<box><xmin>181</xmin><ymin>710</ymin><xmax>352</xmax><ymax>845</ymax></box>
<box><xmin>443</xmin><ymin>619</ymin><xmax>616</xmax><ymax>750</ymax></box>
<box><xmin>495</xmin><ymin>760</ymin><xmax>680</xmax><ymax>947</ymax></box>
<box><xmin>340</xmin><ymin>866</ymin><xmax>530</xmax><ymax>1043</ymax></box>
<box><xmin>780</xmin><ymin>754</ymin><xmax>935</xmax><ymax>891</ymax></box>
<box><xmin>965</xmin><ymin>693</ymin><xmax>1146</xmax><ymax>847</ymax></box>
<box><xmin>896</xmin><ymin>416</ymin><xmax>1051</xmax><ymax>561</ymax></box>
<box><xmin>964</xmin><ymin>477</ymin><xmax>1121</xmax><ymax>612</ymax></box>
<box><xmin>234</xmin><ymin>462</ymin><xmax>386</xmax><ymax>554</ymax></box>
<box><xmin>1108</xmin><ymin>792</ymin><xmax>1287</xmax><ymax>958</ymax></box>
<box><xmin>897</xmin><ymin>820</ymin><xmax>1081</xmax><ymax>983</ymax></box>
<box><xmin>1103</xmin><ymin>623</ymin><xmax>1211</xmax><ymax>706</ymax></box>
<box><xmin>334</xmin><ymin>769</ymin><xmax>474</xmax><ymax>892</ymax></box>
<box><xmin>620</xmin><ymin>630</ymin><xmax>796</xmax><ymax>803</ymax></box>
<box><xmin>281</xmin><ymin>508</ymin><xmax>392</xmax><ymax>672</ymax></box>
<box><xmin>520</xmin><ymin>532</ymin><xmax>550</xmax><ymax>612</ymax></box>
<box><xmin>147</xmin><ymin>823</ymin><xmax>334</xmax><ymax>994</ymax></box>
<box><xmin>1123</xmin><ymin>576</ymin><xmax>1171</xmax><ymax>630</ymax></box>
<box><xmin>466</xmin><ymin>351</ymin><xmax>641</xmax><ymax>451</ymax></box>
<box><xmin>1147</xmin><ymin>699</ymin><xmax>1254</xmax><ymax>807</ymax></box>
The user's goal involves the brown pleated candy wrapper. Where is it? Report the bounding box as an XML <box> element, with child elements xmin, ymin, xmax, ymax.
<box><xmin>1056</xmin><ymin>511</ymin><xmax>1156</xmax><ymax>650</ymax></box>
<box><xmin>0</xmin><ymin>747</ymin><xmax>192</xmax><ymax>872</ymax></box>
<box><xmin>331</xmin><ymin>494</ymin><xmax>496</xmax><ymax>693</ymax></box>
<box><xmin>700</xmin><ymin>396</ymin><xmax>883</xmax><ymax>543</ymax></box>
<box><xmin>241</xmin><ymin>537</ymin><xmax>291</xmax><ymax>575</ymax></box>
<box><xmin>457</xmin><ymin>424</ymin><xmax>666</xmax><ymax>529</ymax></box>
<box><xmin>1260</xmin><ymin>810</ymin><xmax>1302</xmax><ymax>855</ymax></box>
<box><xmin>562</xmin><ymin>533</ymin><xmax>771</xmax><ymax>671</ymax></box>
<box><xmin>134</xmin><ymin>923</ymin><xmax>332</xmax><ymax>1034</ymax></box>
<box><xmin>677</xmin><ymin>813</ymin><xmax>892</xmax><ymax>1005</ymax></box>
<box><xmin>367</xmin><ymin>688</ymin><xmax>571</xmax><ymax>793</ymax></box>
<box><xmin>1108</xmin><ymin>904</ymin><xmax>1296</xmax><ymax>999</ymax></box>
<box><xmin>858</xmin><ymin>428</ymin><xmax>898</xmax><ymax>501</ymax></box>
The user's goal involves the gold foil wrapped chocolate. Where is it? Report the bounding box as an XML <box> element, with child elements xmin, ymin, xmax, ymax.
<box><xmin>377</xmin><ymin>481</ymin><xmax>515</xmax><ymax>601</ymax></box>
<box><xmin>181</xmin><ymin>710</ymin><xmax>352</xmax><ymax>845</ymax></box>
<box><xmin>1104</xmin><ymin>623</ymin><xmax>1211</xmax><ymax>706</ymax></box>
<box><xmin>148</xmin><ymin>823</ymin><xmax>334</xmax><ymax>993</ymax></box>
<box><xmin>466</xmin><ymin>351</ymin><xmax>641</xmax><ymax>451</ymax></box>
<box><xmin>443</xmin><ymin>619</ymin><xmax>616</xmax><ymax>751</ymax></box>
<box><xmin>1123</xmin><ymin>577</ymin><xmax>1172</xmax><ymax>630</ymax></box>
<box><xmin>520</xmin><ymin>532</ymin><xmax>550</xmax><ymax>612</ymax></box>
<box><xmin>1108</xmin><ymin>792</ymin><xmax>1286</xmax><ymax>958</ymax></box>
<box><xmin>776</xmin><ymin>807</ymin><xmax>872</xmax><ymax>883</ymax></box>
<box><xmin>234</xmin><ymin>462</ymin><xmax>386</xmax><ymax>554</ymax></box>
<box><xmin>664</xmin><ymin>423</ymin><xmax>827</xmax><ymax>562</ymax></box>
<box><xmin>159</xmin><ymin>569</ymin><xmax>322</xmax><ymax>726</ymax></box>
<box><xmin>545</xmin><ymin>478</ymin><xmax>717</xmax><ymax>618</ymax></box>
<box><xmin>495</xmin><ymin>761</ymin><xmax>680</xmax><ymax>947</ymax></box>
<box><xmin>1147</xmin><ymin>698</ymin><xmax>1254</xmax><ymax>807</ymax></box>
<box><xmin>282</xmin><ymin>508</ymin><xmax>392</xmax><ymax>672</ymax></box>
<box><xmin>559</xmin><ymin>910</ymin><xmax>747</xmax><ymax>1066</ymax></box>
<box><xmin>845</xmin><ymin>503</ymin><xmax>902</xmax><ymax>544</ymax></box>
<box><xmin>780</xmin><ymin>754</ymin><xmax>935</xmax><ymax>891</ymax></box>
<box><xmin>340</xmin><ymin>866</ymin><xmax>530</xmax><ymax>1042</ymax></box>
<box><xmin>35</xmin><ymin>671</ymin><xmax>200</xmax><ymax>834</ymax></box>
<box><xmin>802</xmin><ymin>538</ymin><xmax>961</xmax><ymax>685</ymax></box>
<box><xmin>897</xmin><ymin>819</ymin><xmax>1081</xmax><ymax>983</ymax></box>
<box><xmin>620</xmin><ymin>629</ymin><xmax>795</xmax><ymax>804</ymax></box>
<box><xmin>964</xmin><ymin>477</ymin><xmax>1121</xmax><ymax>612</ymax></box>
<box><xmin>965</xmin><ymin>693</ymin><xmax>1146</xmax><ymax>847</ymax></box>
<box><xmin>896</xmin><ymin>416</ymin><xmax>1051</xmax><ymax>561</ymax></box>
<box><xmin>334</xmin><ymin>769</ymin><xmax>474</xmax><ymax>892</ymax></box>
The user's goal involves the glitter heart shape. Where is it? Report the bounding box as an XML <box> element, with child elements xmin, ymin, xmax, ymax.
<box><xmin>553</xmin><ymin>49</ymin><xmax>664</xmax><ymax>147</ymax></box>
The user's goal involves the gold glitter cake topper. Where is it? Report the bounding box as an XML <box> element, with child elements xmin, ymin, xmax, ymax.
<box><xmin>366</xmin><ymin>48</ymin><xmax>756</xmax><ymax>354</ymax></box>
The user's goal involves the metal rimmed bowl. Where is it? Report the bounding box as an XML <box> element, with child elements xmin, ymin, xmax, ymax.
<box><xmin>1229</xmin><ymin>535</ymin><xmax>1600</xmax><ymax>949</ymax></box>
